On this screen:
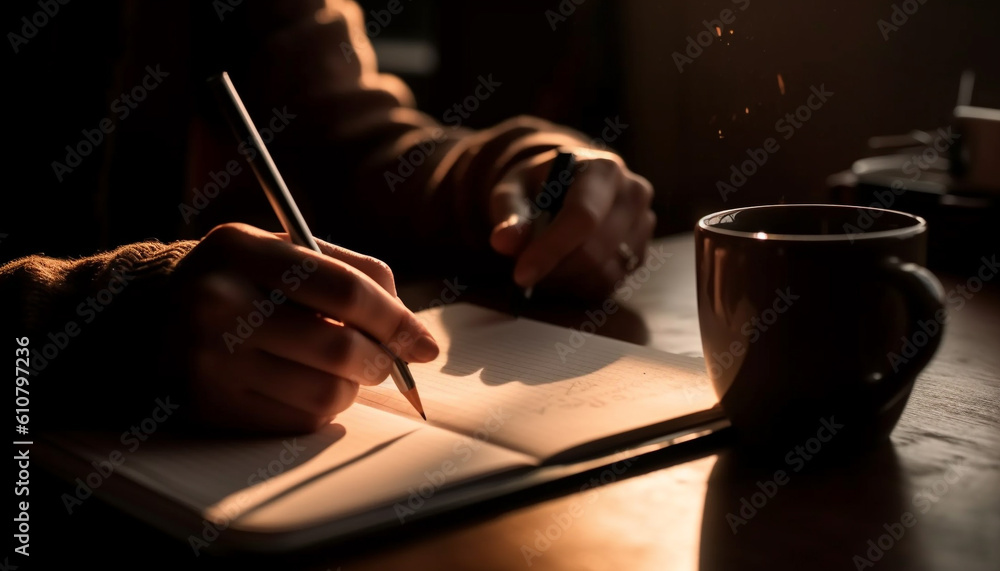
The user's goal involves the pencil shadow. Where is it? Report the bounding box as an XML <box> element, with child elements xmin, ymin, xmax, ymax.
<box><xmin>699</xmin><ymin>442</ymin><xmax>929</xmax><ymax>571</ymax></box>
<box><xmin>433</xmin><ymin>300</ymin><xmax>651</xmax><ymax>387</ymax></box>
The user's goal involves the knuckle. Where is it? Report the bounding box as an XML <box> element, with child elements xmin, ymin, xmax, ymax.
<box><xmin>366</xmin><ymin>256</ymin><xmax>396</xmax><ymax>294</ymax></box>
<box><xmin>387</xmin><ymin>313</ymin><xmax>409</xmax><ymax>346</ymax></box>
<box><xmin>196</xmin><ymin>272</ymin><xmax>237</xmax><ymax>300</ymax></box>
<box><xmin>622</xmin><ymin>182</ymin><xmax>643</xmax><ymax>204</ymax></box>
<box><xmin>318</xmin><ymin>380</ymin><xmax>358</xmax><ymax>417</ymax></box>
<box><xmin>643</xmin><ymin>210</ymin><xmax>658</xmax><ymax>239</ymax></box>
<box><xmin>328</xmin><ymin>270</ymin><xmax>365</xmax><ymax>308</ymax></box>
<box><xmin>622</xmin><ymin>178</ymin><xmax>653</xmax><ymax>207</ymax></box>
<box><xmin>314</xmin><ymin>380</ymin><xmax>344</xmax><ymax>410</ymax></box>
<box><xmin>324</xmin><ymin>330</ymin><xmax>355</xmax><ymax>367</ymax></box>
<box><xmin>590</xmin><ymin>156</ymin><xmax>618</xmax><ymax>170</ymax></box>
<box><xmin>587</xmin><ymin>156</ymin><xmax>624</xmax><ymax>180</ymax></box>
<box><xmin>338</xmin><ymin>382</ymin><xmax>360</xmax><ymax>411</ymax></box>
<box><xmin>203</xmin><ymin>223</ymin><xmax>250</xmax><ymax>247</ymax></box>
<box><xmin>362</xmin><ymin>366</ymin><xmax>389</xmax><ymax>386</ymax></box>
<box><xmin>189</xmin><ymin>273</ymin><xmax>251</xmax><ymax>323</ymax></box>
<box><xmin>629</xmin><ymin>177</ymin><xmax>654</xmax><ymax>205</ymax></box>
<box><xmin>363</xmin><ymin>350</ymin><xmax>393</xmax><ymax>384</ymax></box>
<box><xmin>569</xmin><ymin>204</ymin><xmax>602</xmax><ymax>234</ymax></box>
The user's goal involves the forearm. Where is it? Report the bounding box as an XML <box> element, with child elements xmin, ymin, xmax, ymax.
<box><xmin>2</xmin><ymin>241</ymin><xmax>196</xmax><ymax>429</ymax></box>
<box><xmin>205</xmin><ymin>0</ymin><xmax>594</xmax><ymax>264</ymax></box>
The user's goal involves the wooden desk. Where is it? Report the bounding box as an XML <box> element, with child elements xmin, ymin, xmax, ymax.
<box><xmin>37</xmin><ymin>234</ymin><xmax>999</xmax><ymax>570</ymax></box>
<box><xmin>340</xmin><ymin>233</ymin><xmax>999</xmax><ymax>571</ymax></box>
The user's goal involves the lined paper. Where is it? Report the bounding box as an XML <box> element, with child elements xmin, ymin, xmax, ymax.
<box><xmin>46</xmin><ymin>303</ymin><xmax>719</xmax><ymax>538</ymax></box>
<box><xmin>51</xmin><ymin>405</ymin><xmax>536</xmax><ymax>530</ymax></box>
<box><xmin>358</xmin><ymin>304</ymin><xmax>718</xmax><ymax>460</ymax></box>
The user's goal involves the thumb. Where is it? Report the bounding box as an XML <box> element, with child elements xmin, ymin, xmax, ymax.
<box><xmin>490</xmin><ymin>214</ymin><xmax>533</xmax><ymax>257</ymax></box>
<box><xmin>488</xmin><ymin>176</ymin><xmax>533</xmax><ymax>257</ymax></box>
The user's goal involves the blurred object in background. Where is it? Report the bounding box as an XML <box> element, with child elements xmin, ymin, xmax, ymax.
<box><xmin>953</xmin><ymin>104</ymin><xmax>1000</xmax><ymax>192</ymax></box>
<box><xmin>352</xmin><ymin>1</ymin><xmax>1000</xmax><ymax>236</ymax></box>
<box><xmin>827</xmin><ymin>71</ymin><xmax>1000</xmax><ymax>274</ymax></box>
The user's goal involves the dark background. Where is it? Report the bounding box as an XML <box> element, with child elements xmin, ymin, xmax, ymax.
<box><xmin>3</xmin><ymin>0</ymin><xmax>998</xmax><ymax>259</ymax></box>
<box><xmin>358</xmin><ymin>0</ymin><xmax>1000</xmax><ymax>234</ymax></box>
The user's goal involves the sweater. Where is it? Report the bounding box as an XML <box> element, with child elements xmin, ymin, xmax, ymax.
<box><xmin>3</xmin><ymin>0</ymin><xmax>592</xmax><ymax>429</ymax></box>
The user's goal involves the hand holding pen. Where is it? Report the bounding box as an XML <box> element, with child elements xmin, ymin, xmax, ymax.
<box><xmin>159</xmin><ymin>73</ymin><xmax>439</xmax><ymax>433</ymax></box>
<box><xmin>488</xmin><ymin>148</ymin><xmax>656</xmax><ymax>302</ymax></box>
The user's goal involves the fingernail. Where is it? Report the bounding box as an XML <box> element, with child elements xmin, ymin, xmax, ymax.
<box><xmin>412</xmin><ymin>334</ymin><xmax>440</xmax><ymax>361</ymax></box>
<box><xmin>502</xmin><ymin>214</ymin><xmax>520</xmax><ymax>229</ymax></box>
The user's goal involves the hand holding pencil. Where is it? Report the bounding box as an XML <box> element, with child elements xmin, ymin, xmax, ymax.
<box><xmin>159</xmin><ymin>73</ymin><xmax>439</xmax><ymax>433</ymax></box>
<box><xmin>168</xmin><ymin>225</ymin><xmax>438</xmax><ymax>432</ymax></box>
<box><xmin>488</xmin><ymin>148</ymin><xmax>656</xmax><ymax>301</ymax></box>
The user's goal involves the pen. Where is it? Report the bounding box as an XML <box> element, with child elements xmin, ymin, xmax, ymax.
<box><xmin>521</xmin><ymin>151</ymin><xmax>577</xmax><ymax>302</ymax></box>
<box><xmin>207</xmin><ymin>71</ymin><xmax>426</xmax><ymax>420</ymax></box>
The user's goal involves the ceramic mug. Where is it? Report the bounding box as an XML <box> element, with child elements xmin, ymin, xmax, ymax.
<box><xmin>696</xmin><ymin>204</ymin><xmax>945</xmax><ymax>446</ymax></box>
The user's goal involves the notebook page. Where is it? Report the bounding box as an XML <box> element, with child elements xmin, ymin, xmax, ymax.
<box><xmin>48</xmin><ymin>405</ymin><xmax>537</xmax><ymax>532</ymax></box>
<box><xmin>357</xmin><ymin>304</ymin><xmax>718</xmax><ymax>461</ymax></box>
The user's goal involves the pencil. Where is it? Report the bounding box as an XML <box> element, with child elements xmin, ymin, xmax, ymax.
<box><xmin>520</xmin><ymin>151</ymin><xmax>577</xmax><ymax>303</ymax></box>
<box><xmin>207</xmin><ymin>71</ymin><xmax>426</xmax><ymax>420</ymax></box>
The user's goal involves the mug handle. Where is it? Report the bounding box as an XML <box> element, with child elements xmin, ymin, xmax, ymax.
<box><xmin>868</xmin><ymin>258</ymin><xmax>946</xmax><ymax>412</ymax></box>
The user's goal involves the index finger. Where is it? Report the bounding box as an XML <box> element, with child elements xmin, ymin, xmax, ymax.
<box><xmin>293</xmin><ymin>254</ymin><xmax>438</xmax><ymax>361</ymax></box>
<box><xmin>233</xmin><ymin>229</ymin><xmax>439</xmax><ymax>362</ymax></box>
<box><xmin>274</xmin><ymin>233</ymin><xmax>398</xmax><ymax>297</ymax></box>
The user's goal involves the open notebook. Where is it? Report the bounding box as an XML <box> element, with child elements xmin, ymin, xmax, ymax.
<box><xmin>39</xmin><ymin>303</ymin><xmax>724</xmax><ymax>552</ymax></box>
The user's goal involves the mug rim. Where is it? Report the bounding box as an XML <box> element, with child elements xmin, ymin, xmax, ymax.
<box><xmin>697</xmin><ymin>204</ymin><xmax>927</xmax><ymax>242</ymax></box>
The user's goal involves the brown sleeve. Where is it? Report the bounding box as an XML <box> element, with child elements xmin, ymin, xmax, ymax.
<box><xmin>224</xmin><ymin>0</ymin><xmax>595</xmax><ymax>265</ymax></box>
<box><xmin>2</xmin><ymin>241</ymin><xmax>197</xmax><ymax>430</ymax></box>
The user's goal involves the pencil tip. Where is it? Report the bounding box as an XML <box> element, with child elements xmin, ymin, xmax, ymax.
<box><xmin>404</xmin><ymin>387</ymin><xmax>426</xmax><ymax>421</ymax></box>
